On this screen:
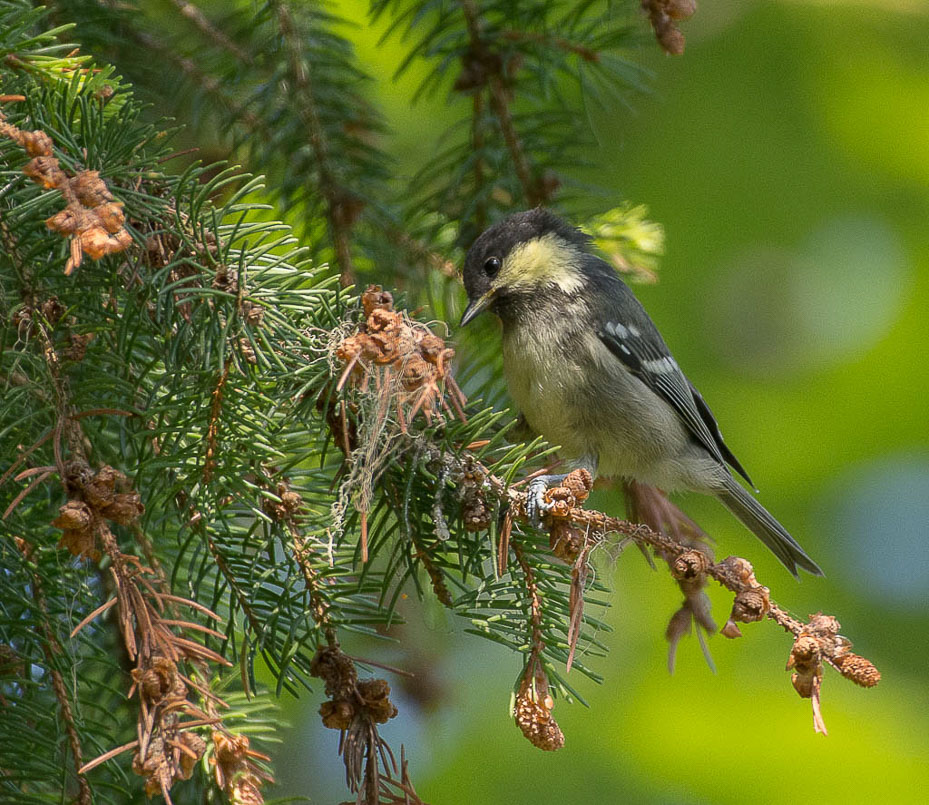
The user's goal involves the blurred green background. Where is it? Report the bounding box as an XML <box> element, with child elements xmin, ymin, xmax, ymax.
<box><xmin>275</xmin><ymin>0</ymin><xmax>929</xmax><ymax>801</ymax></box>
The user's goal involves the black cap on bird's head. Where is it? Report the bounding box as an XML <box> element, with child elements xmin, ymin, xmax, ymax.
<box><xmin>460</xmin><ymin>208</ymin><xmax>592</xmax><ymax>326</ymax></box>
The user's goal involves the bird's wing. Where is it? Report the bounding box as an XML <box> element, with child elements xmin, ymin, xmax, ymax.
<box><xmin>597</xmin><ymin>313</ymin><xmax>753</xmax><ymax>487</ymax></box>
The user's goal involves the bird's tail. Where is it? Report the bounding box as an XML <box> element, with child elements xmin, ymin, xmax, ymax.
<box><xmin>717</xmin><ymin>477</ymin><xmax>823</xmax><ymax>578</ymax></box>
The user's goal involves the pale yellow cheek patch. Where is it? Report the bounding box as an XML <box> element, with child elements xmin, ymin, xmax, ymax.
<box><xmin>495</xmin><ymin>233</ymin><xmax>583</xmax><ymax>294</ymax></box>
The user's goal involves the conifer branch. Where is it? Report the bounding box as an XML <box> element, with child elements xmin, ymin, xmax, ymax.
<box><xmin>131</xmin><ymin>28</ymin><xmax>264</xmax><ymax>131</ymax></box>
<box><xmin>488</xmin><ymin>75</ymin><xmax>545</xmax><ymax>206</ymax></box>
<box><xmin>471</xmin><ymin>91</ymin><xmax>488</xmax><ymax>234</ymax></box>
<box><xmin>500</xmin><ymin>29</ymin><xmax>601</xmax><ymax>62</ymax></box>
<box><xmin>18</xmin><ymin>537</ymin><xmax>93</xmax><ymax>804</ymax></box>
<box><xmin>167</xmin><ymin>0</ymin><xmax>253</xmax><ymax>64</ymax></box>
<box><xmin>270</xmin><ymin>0</ymin><xmax>357</xmax><ymax>285</ymax></box>
<box><xmin>459</xmin><ymin>0</ymin><xmax>548</xmax><ymax>207</ymax></box>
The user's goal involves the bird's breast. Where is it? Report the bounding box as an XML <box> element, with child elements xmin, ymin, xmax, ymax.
<box><xmin>501</xmin><ymin>319</ymin><xmax>694</xmax><ymax>487</ymax></box>
<box><xmin>502</xmin><ymin>322</ymin><xmax>592</xmax><ymax>459</ymax></box>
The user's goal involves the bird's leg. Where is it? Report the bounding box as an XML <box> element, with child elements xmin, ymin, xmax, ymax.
<box><xmin>525</xmin><ymin>457</ymin><xmax>598</xmax><ymax>529</ymax></box>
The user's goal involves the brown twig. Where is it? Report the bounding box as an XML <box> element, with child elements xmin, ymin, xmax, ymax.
<box><xmin>458</xmin><ymin>0</ymin><xmax>544</xmax><ymax>207</ymax></box>
<box><xmin>529</xmin><ymin>476</ymin><xmax>878</xmax><ymax>733</ymax></box>
<box><xmin>286</xmin><ymin>510</ymin><xmax>337</xmax><ymax>645</ymax></box>
<box><xmin>432</xmin><ymin>419</ymin><xmax>877</xmax><ymax>739</ymax></box>
<box><xmin>512</xmin><ymin>540</ymin><xmax>564</xmax><ymax>751</ymax></box>
<box><xmin>16</xmin><ymin>539</ymin><xmax>92</xmax><ymax>803</ymax></box>
<box><xmin>203</xmin><ymin>359</ymin><xmax>230</xmax><ymax>483</ymax></box>
<box><xmin>271</xmin><ymin>0</ymin><xmax>357</xmax><ymax>286</ymax></box>
<box><xmin>500</xmin><ymin>29</ymin><xmax>600</xmax><ymax>62</ymax></box>
<box><xmin>512</xmin><ymin>541</ymin><xmax>544</xmax><ymax>655</ymax></box>
<box><xmin>167</xmin><ymin>0</ymin><xmax>253</xmax><ymax>64</ymax></box>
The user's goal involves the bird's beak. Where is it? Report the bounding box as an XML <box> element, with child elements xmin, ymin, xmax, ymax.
<box><xmin>459</xmin><ymin>291</ymin><xmax>494</xmax><ymax>327</ymax></box>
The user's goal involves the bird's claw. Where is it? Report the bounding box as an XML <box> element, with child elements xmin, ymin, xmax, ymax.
<box><xmin>526</xmin><ymin>478</ymin><xmax>554</xmax><ymax>529</ymax></box>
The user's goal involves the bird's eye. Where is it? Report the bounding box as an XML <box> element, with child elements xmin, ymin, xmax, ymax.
<box><xmin>483</xmin><ymin>256</ymin><xmax>501</xmax><ymax>277</ymax></box>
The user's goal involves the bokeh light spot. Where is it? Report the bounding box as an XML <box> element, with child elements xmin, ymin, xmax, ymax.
<box><xmin>709</xmin><ymin>214</ymin><xmax>907</xmax><ymax>374</ymax></box>
<box><xmin>819</xmin><ymin>455</ymin><xmax>929</xmax><ymax>608</ymax></box>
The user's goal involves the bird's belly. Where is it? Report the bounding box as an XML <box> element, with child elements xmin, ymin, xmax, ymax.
<box><xmin>503</xmin><ymin>335</ymin><xmax>591</xmax><ymax>459</ymax></box>
<box><xmin>502</xmin><ymin>328</ymin><xmax>699</xmax><ymax>490</ymax></box>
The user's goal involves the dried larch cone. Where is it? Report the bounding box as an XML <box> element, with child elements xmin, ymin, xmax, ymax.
<box><xmin>311</xmin><ymin>644</ymin><xmax>358</xmax><ymax>701</ymax></box>
<box><xmin>133</xmin><ymin>734</ymin><xmax>173</xmax><ymax>797</ymax></box>
<box><xmin>461</xmin><ymin>488</ymin><xmax>492</xmax><ymax>531</ymax></box>
<box><xmin>642</xmin><ymin>0</ymin><xmax>696</xmax><ymax>55</ymax></box>
<box><xmin>177</xmin><ymin>732</ymin><xmax>206</xmax><ymax>780</ymax></box>
<box><xmin>542</xmin><ymin>468</ymin><xmax>593</xmax><ymax>518</ymax></box>
<box><xmin>312</xmin><ymin>644</ymin><xmax>399</xmax><ymax>733</ymax></box>
<box><xmin>52</xmin><ymin>500</ymin><xmax>98</xmax><ymax>560</ymax></box>
<box><xmin>21</xmin><ymin>129</ymin><xmax>54</xmax><ymax>156</ymax></box>
<box><xmin>212</xmin><ymin>731</ymin><xmax>270</xmax><ymax>805</ymax></box>
<box><xmin>549</xmin><ymin>519</ymin><xmax>585</xmax><ymax>563</ymax></box>
<box><xmin>357</xmin><ymin>678</ymin><xmax>399</xmax><ymax>724</ymax></box>
<box><xmin>729</xmin><ymin>586</ymin><xmax>771</xmax><ymax>624</ymax></box>
<box><xmin>262</xmin><ymin>480</ymin><xmax>304</xmax><ymax>524</ymax></box>
<box><xmin>787</xmin><ymin>634</ymin><xmax>822</xmax><ymax>699</ymax></box>
<box><xmin>64</xmin><ymin>332</ymin><xmax>93</xmax><ymax>362</ymax></box>
<box><xmin>70</xmin><ymin>170</ymin><xmax>115</xmax><ymax>207</ymax></box>
<box><xmin>0</xmin><ymin>120</ymin><xmax>132</xmax><ymax>274</ymax></box>
<box><xmin>361</xmin><ymin>286</ymin><xmax>393</xmax><ymax>317</ymax></box>
<box><xmin>334</xmin><ymin>284</ymin><xmax>466</xmax><ymax>425</ymax></box>
<box><xmin>832</xmin><ymin>651</ymin><xmax>881</xmax><ymax>688</ymax></box>
<box><xmin>103</xmin><ymin>491</ymin><xmax>144</xmax><ymax>525</ymax></box>
<box><xmin>514</xmin><ymin>681</ymin><xmax>564</xmax><ymax>752</ymax></box>
<box><xmin>132</xmin><ymin>655</ymin><xmax>181</xmax><ymax>704</ymax></box>
<box><xmin>670</xmin><ymin>549</ymin><xmax>710</xmax><ymax>582</ymax></box>
<box><xmin>319</xmin><ymin>698</ymin><xmax>355</xmax><ymax>730</ymax></box>
<box><xmin>52</xmin><ymin>500</ymin><xmax>93</xmax><ymax>531</ymax></box>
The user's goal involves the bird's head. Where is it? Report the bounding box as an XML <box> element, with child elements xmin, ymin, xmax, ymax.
<box><xmin>460</xmin><ymin>208</ymin><xmax>592</xmax><ymax>326</ymax></box>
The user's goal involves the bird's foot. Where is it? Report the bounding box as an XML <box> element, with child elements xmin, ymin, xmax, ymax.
<box><xmin>525</xmin><ymin>474</ymin><xmax>569</xmax><ymax>529</ymax></box>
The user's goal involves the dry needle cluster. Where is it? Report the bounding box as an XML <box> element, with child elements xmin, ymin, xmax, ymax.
<box><xmin>311</xmin><ymin>645</ymin><xmax>403</xmax><ymax>801</ymax></box>
<box><xmin>3</xmin><ymin>305</ymin><xmax>268</xmax><ymax>802</ymax></box>
<box><xmin>53</xmin><ymin>456</ymin><xmax>269</xmax><ymax>804</ymax></box>
<box><xmin>332</xmin><ymin>285</ymin><xmax>467</xmax><ymax>561</ymax></box>
<box><xmin>0</xmin><ymin>112</ymin><xmax>131</xmax><ymax>274</ymax></box>
<box><xmin>53</xmin><ymin>464</ymin><xmax>143</xmax><ymax>560</ymax></box>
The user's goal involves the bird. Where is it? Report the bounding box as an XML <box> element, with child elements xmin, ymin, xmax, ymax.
<box><xmin>459</xmin><ymin>207</ymin><xmax>822</xmax><ymax>577</ymax></box>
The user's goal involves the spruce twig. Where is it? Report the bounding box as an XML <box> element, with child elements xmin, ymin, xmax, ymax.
<box><xmin>270</xmin><ymin>0</ymin><xmax>358</xmax><ymax>285</ymax></box>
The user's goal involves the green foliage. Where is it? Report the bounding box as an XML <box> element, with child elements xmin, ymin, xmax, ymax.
<box><xmin>2</xmin><ymin>4</ymin><xmax>345</xmax><ymax>799</ymax></box>
<box><xmin>6</xmin><ymin>1</ymin><xmax>901</xmax><ymax>803</ymax></box>
<box><xmin>1</xmin><ymin>2</ymin><xmax>649</xmax><ymax>801</ymax></box>
<box><xmin>371</xmin><ymin>0</ymin><xmax>645</xmax><ymax>245</ymax></box>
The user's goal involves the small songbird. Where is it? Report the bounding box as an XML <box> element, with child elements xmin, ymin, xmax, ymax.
<box><xmin>460</xmin><ymin>208</ymin><xmax>822</xmax><ymax>577</ymax></box>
